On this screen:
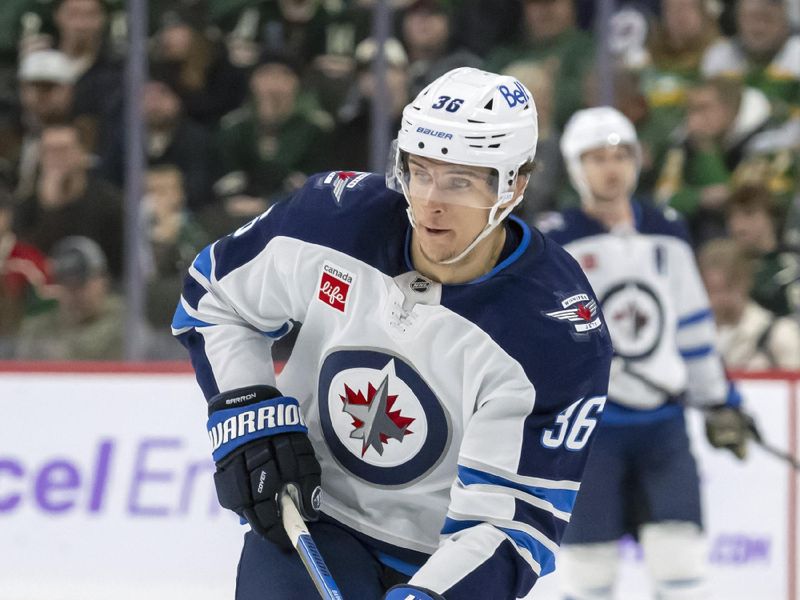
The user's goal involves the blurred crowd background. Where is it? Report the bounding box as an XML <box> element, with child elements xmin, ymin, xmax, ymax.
<box><xmin>0</xmin><ymin>0</ymin><xmax>798</xmax><ymax>367</ymax></box>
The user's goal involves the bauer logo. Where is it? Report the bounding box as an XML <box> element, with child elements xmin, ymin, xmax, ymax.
<box><xmin>318</xmin><ymin>262</ymin><xmax>355</xmax><ymax>313</ymax></box>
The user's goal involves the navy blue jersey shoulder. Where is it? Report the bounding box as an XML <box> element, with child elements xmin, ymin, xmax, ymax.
<box><xmin>540</xmin><ymin>201</ymin><xmax>690</xmax><ymax>247</ymax></box>
<box><xmin>212</xmin><ymin>172</ymin><xmax>409</xmax><ymax>280</ymax></box>
<box><xmin>634</xmin><ymin>202</ymin><xmax>690</xmax><ymax>242</ymax></box>
<box><xmin>442</xmin><ymin>223</ymin><xmax>613</xmax><ymax>416</ymax></box>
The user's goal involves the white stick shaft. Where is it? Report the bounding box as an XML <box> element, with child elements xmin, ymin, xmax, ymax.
<box><xmin>280</xmin><ymin>491</ymin><xmax>345</xmax><ymax>600</ymax></box>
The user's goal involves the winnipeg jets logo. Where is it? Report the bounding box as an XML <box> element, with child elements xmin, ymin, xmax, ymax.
<box><xmin>341</xmin><ymin>373</ymin><xmax>415</xmax><ymax>457</ymax></box>
<box><xmin>322</xmin><ymin>170</ymin><xmax>370</xmax><ymax>203</ymax></box>
<box><xmin>601</xmin><ymin>282</ymin><xmax>664</xmax><ymax>359</ymax></box>
<box><xmin>318</xmin><ymin>350</ymin><xmax>449</xmax><ymax>485</ymax></box>
<box><xmin>544</xmin><ymin>293</ymin><xmax>603</xmax><ymax>335</ymax></box>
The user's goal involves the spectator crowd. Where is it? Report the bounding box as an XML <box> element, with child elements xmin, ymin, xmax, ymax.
<box><xmin>0</xmin><ymin>0</ymin><xmax>797</xmax><ymax>367</ymax></box>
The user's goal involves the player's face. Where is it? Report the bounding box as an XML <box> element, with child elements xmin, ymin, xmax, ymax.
<box><xmin>406</xmin><ymin>155</ymin><xmax>498</xmax><ymax>263</ymax></box>
<box><xmin>580</xmin><ymin>145</ymin><xmax>637</xmax><ymax>203</ymax></box>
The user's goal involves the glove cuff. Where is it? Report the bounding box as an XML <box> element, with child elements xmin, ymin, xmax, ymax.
<box><xmin>207</xmin><ymin>386</ymin><xmax>307</xmax><ymax>461</ymax></box>
<box><xmin>384</xmin><ymin>585</ymin><xmax>444</xmax><ymax>600</ymax></box>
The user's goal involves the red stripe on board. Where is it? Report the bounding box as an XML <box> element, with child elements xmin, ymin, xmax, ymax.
<box><xmin>729</xmin><ymin>370</ymin><xmax>800</xmax><ymax>382</ymax></box>
<box><xmin>0</xmin><ymin>361</ymin><xmax>194</xmax><ymax>374</ymax></box>
<box><xmin>0</xmin><ymin>360</ymin><xmax>288</xmax><ymax>374</ymax></box>
<box><xmin>789</xmin><ymin>379</ymin><xmax>798</xmax><ymax>600</ymax></box>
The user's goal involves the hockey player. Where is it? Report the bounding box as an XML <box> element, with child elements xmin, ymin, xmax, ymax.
<box><xmin>542</xmin><ymin>106</ymin><xmax>754</xmax><ymax>600</ymax></box>
<box><xmin>173</xmin><ymin>67</ymin><xmax>613</xmax><ymax>600</ymax></box>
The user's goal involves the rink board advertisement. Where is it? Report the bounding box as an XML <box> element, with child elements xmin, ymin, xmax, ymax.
<box><xmin>0</xmin><ymin>365</ymin><xmax>797</xmax><ymax>600</ymax></box>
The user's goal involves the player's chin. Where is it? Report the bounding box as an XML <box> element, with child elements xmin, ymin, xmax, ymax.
<box><xmin>420</xmin><ymin>239</ymin><xmax>461</xmax><ymax>263</ymax></box>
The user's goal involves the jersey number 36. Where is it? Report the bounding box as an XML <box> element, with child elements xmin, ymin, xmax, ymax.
<box><xmin>541</xmin><ymin>396</ymin><xmax>606</xmax><ymax>451</ymax></box>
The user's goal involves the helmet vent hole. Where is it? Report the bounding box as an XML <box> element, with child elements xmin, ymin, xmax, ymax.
<box><xmin>441</xmin><ymin>148</ymin><xmax>449</xmax><ymax>155</ymax></box>
<box><xmin>488</xmin><ymin>143</ymin><xmax>500</xmax><ymax>149</ymax></box>
<box><xmin>467</xmin><ymin>119</ymin><xmax>485</xmax><ymax>124</ymax></box>
<box><xmin>523</xmin><ymin>104</ymin><xmax>530</xmax><ymax>110</ymax></box>
<box><xmin>484</xmin><ymin>99</ymin><xmax>494</xmax><ymax>110</ymax></box>
<box><xmin>418</xmin><ymin>142</ymin><xmax>425</xmax><ymax>149</ymax></box>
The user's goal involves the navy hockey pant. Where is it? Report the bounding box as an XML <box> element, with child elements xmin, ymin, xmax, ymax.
<box><xmin>235</xmin><ymin>522</ymin><xmax>407</xmax><ymax>599</ymax></box>
<box><xmin>562</xmin><ymin>411</ymin><xmax>702</xmax><ymax>544</ymax></box>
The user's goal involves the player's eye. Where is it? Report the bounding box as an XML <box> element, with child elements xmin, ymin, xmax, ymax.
<box><xmin>444</xmin><ymin>177</ymin><xmax>472</xmax><ymax>190</ymax></box>
<box><xmin>411</xmin><ymin>169</ymin><xmax>433</xmax><ymax>183</ymax></box>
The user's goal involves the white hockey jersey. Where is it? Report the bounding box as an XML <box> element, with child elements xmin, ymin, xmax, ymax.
<box><xmin>541</xmin><ymin>202</ymin><xmax>728</xmax><ymax>423</ymax></box>
<box><xmin>173</xmin><ymin>172</ymin><xmax>612</xmax><ymax>598</ymax></box>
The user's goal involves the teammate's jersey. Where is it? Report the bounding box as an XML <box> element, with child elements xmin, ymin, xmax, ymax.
<box><xmin>172</xmin><ymin>171</ymin><xmax>612</xmax><ymax>598</ymax></box>
<box><xmin>541</xmin><ymin>202</ymin><xmax>727</xmax><ymax>423</ymax></box>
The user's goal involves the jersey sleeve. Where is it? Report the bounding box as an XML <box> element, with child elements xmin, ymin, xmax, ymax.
<box><xmin>171</xmin><ymin>201</ymin><xmax>315</xmax><ymax>399</ymax></box>
<box><xmin>669</xmin><ymin>239</ymin><xmax>728</xmax><ymax>405</ymax></box>
<box><xmin>408</xmin><ymin>327</ymin><xmax>613</xmax><ymax>598</ymax></box>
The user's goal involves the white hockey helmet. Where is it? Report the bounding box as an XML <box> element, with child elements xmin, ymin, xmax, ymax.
<box><xmin>387</xmin><ymin>67</ymin><xmax>538</xmax><ymax>264</ymax></box>
<box><xmin>560</xmin><ymin>106</ymin><xmax>641</xmax><ymax>203</ymax></box>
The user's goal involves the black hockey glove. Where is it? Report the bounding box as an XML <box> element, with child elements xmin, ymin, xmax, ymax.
<box><xmin>383</xmin><ymin>585</ymin><xmax>445</xmax><ymax>600</ymax></box>
<box><xmin>705</xmin><ymin>404</ymin><xmax>757</xmax><ymax>461</ymax></box>
<box><xmin>207</xmin><ymin>385</ymin><xmax>321</xmax><ymax>548</ymax></box>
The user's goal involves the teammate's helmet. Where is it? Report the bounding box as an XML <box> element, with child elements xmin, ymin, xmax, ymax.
<box><xmin>387</xmin><ymin>67</ymin><xmax>538</xmax><ymax>264</ymax></box>
<box><xmin>560</xmin><ymin>106</ymin><xmax>641</xmax><ymax>202</ymax></box>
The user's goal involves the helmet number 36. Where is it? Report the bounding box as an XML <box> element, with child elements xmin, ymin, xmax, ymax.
<box><xmin>431</xmin><ymin>96</ymin><xmax>464</xmax><ymax>112</ymax></box>
<box><xmin>541</xmin><ymin>396</ymin><xmax>606</xmax><ymax>451</ymax></box>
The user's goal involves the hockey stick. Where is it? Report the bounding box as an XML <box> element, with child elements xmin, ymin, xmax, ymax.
<box><xmin>747</xmin><ymin>427</ymin><xmax>800</xmax><ymax>471</ymax></box>
<box><xmin>280</xmin><ymin>488</ymin><xmax>345</xmax><ymax>600</ymax></box>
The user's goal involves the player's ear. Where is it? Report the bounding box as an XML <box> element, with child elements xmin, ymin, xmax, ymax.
<box><xmin>508</xmin><ymin>168</ymin><xmax>532</xmax><ymax>206</ymax></box>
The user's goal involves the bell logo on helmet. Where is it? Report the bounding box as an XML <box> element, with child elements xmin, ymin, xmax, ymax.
<box><xmin>499</xmin><ymin>81</ymin><xmax>530</xmax><ymax>108</ymax></box>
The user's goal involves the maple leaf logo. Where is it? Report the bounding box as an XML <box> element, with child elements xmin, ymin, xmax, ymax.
<box><xmin>576</xmin><ymin>303</ymin><xmax>592</xmax><ymax>322</ymax></box>
<box><xmin>340</xmin><ymin>374</ymin><xmax>415</xmax><ymax>457</ymax></box>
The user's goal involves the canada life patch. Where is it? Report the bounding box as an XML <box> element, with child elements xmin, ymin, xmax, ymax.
<box><xmin>318</xmin><ymin>262</ymin><xmax>354</xmax><ymax>312</ymax></box>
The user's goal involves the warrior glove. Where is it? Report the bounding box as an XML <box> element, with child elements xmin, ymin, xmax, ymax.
<box><xmin>207</xmin><ymin>385</ymin><xmax>321</xmax><ymax>548</ymax></box>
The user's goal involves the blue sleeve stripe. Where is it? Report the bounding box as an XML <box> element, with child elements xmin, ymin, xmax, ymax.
<box><xmin>498</xmin><ymin>526</ymin><xmax>556</xmax><ymax>575</ymax></box>
<box><xmin>457</xmin><ymin>465</ymin><xmax>577</xmax><ymax>514</ymax></box>
<box><xmin>679</xmin><ymin>345</ymin><xmax>714</xmax><ymax>359</ymax></box>
<box><xmin>441</xmin><ymin>516</ymin><xmax>482</xmax><ymax>536</ymax></box>
<box><xmin>172</xmin><ymin>300</ymin><xmax>213</xmax><ymax>330</ymax></box>
<box><xmin>192</xmin><ymin>244</ymin><xmax>214</xmax><ymax>280</ymax></box>
<box><xmin>441</xmin><ymin>518</ymin><xmax>554</xmax><ymax>576</ymax></box>
<box><xmin>677</xmin><ymin>309</ymin><xmax>713</xmax><ymax>328</ymax></box>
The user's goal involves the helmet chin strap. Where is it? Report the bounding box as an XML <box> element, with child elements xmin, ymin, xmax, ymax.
<box><xmin>405</xmin><ymin>192</ymin><xmax>522</xmax><ymax>266</ymax></box>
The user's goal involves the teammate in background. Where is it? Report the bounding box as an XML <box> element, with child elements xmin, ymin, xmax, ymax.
<box><xmin>541</xmin><ymin>107</ymin><xmax>754</xmax><ymax>600</ymax></box>
<box><xmin>173</xmin><ymin>67</ymin><xmax>613</xmax><ymax>600</ymax></box>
